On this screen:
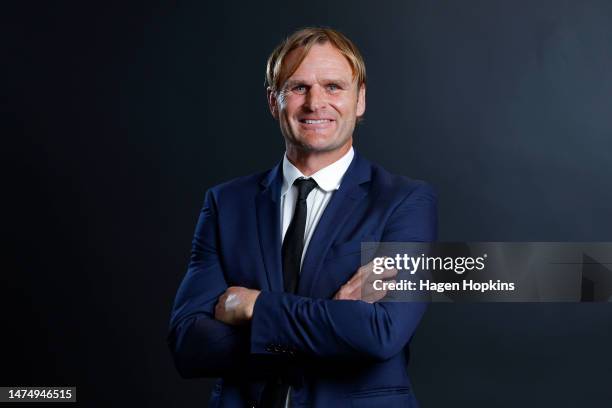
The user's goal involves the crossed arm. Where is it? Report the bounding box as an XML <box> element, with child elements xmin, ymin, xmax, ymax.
<box><xmin>168</xmin><ymin>184</ymin><xmax>437</xmax><ymax>378</ymax></box>
<box><xmin>213</xmin><ymin>257</ymin><xmax>395</xmax><ymax>325</ymax></box>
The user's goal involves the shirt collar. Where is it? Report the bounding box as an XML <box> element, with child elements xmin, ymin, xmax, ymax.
<box><xmin>281</xmin><ymin>147</ymin><xmax>355</xmax><ymax>196</ymax></box>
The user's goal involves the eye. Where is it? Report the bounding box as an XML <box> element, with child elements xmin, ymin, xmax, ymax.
<box><xmin>326</xmin><ymin>83</ymin><xmax>341</xmax><ymax>92</ymax></box>
<box><xmin>292</xmin><ymin>85</ymin><xmax>307</xmax><ymax>94</ymax></box>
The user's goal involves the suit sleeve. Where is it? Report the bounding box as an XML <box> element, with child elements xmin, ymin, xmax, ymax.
<box><xmin>168</xmin><ymin>190</ymin><xmax>270</xmax><ymax>379</ymax></box>
<box><xmin>250</xmin><ymin>182</ymin><xmax>437</xmax><ymax>361</ymax></box>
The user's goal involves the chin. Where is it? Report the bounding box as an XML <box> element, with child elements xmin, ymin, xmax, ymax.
<box><xmin>305</xmin><ymin>131</ymin><xmax>346</xmax><ymax>147</ymax></box>
<box><xmin>295</xmin><ymin>137</ymin><xmax>340</xmax><ymax>152</ymax></box>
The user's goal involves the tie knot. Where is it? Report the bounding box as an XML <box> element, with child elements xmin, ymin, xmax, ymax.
<box><xmin>294</xmin><ymin>178</ymin><xmax>318</xmax><ymax>201</ymax></box>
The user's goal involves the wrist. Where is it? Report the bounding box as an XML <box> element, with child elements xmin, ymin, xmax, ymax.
<box><xmin>246</xmin><ymin>290</ymin><xmax>261</xmax><ymax>320</ymax></box>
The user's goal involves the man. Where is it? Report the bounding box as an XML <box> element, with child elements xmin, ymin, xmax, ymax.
<box><xmin>168</xmin><ymin>27</ymin><xmax>437</xmax><ymax>407</ymax></box>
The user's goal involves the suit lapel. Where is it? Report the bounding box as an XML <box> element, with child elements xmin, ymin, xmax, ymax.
<box><xmin>255</xmin><ymin>162</ymin><xmax>283</xmax><ymax>292</ymax></box>
<box><xmin>298</xmin><ymin>153</ymin><xmax>371</xmax><ymax>296</ymax></box>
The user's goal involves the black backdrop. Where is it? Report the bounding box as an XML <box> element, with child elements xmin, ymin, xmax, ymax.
<box><xmin>3</xmin><ymin>1</ymin><xmax>612</xmax><ymax>406</ymax></box>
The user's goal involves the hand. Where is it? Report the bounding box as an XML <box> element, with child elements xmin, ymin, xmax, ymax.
<box><xmin>214</xmin><ymin>286</ymin><xmax>261</xmax><ymax>325</ymax></box>
<box><xmin>333</xmin><ymin>259</ymin><xmax>397</xmax><ymax>303</ymax></box>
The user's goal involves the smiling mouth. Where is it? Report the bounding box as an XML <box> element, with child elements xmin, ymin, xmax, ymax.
<box><xmin>299</xmin><ymin>119</ymin><xmax>334</xmax><ymax>124</ymax></box>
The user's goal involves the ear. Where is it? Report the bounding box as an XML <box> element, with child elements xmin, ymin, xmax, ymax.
<box><xmin>356</xmin><ymin>83</ymin><xmax>366</xmax><ymax>117</ymax></box>
<box><xmin>267</xmin><ymin>87</ymin><xmax>279</xmax><ymax>120</ymax></box>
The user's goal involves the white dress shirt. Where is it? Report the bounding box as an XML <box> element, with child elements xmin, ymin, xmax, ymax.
<box><xmin>279</xmin><ymin>147</ymin><xmax>354</xmax><ymax>407</ymax></box>
<box><xmin>280</xmin><ymin>147</ymin><xmax>355</xmax><ymax>266</ymax></box>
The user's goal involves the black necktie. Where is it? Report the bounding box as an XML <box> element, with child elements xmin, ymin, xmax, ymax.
<box><xmin>281</xmin><ymin>178</ymin><xmax>318</xmax><ymax>293</ymax></box>
<box><xmin>260</xmin><ymin>178</ymin><xmax>317</xmax><ymax>408</ymax></box>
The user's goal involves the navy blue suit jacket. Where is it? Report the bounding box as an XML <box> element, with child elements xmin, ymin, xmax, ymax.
<box><xmin>168</xmin><ymin>152</ymin><xmax>437</xmax><ymax>407</ymax></box>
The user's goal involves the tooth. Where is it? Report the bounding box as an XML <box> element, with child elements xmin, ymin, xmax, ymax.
<box><xmin>304</xmin><ymin>119</ymin><xmax>329</xmax><ymax>124</ymax></box>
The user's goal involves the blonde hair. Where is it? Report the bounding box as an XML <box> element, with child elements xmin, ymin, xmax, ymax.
<box><xmin>265</xmin><ymin>27</ymin><xmax>366</xmax><ymax>94</ymax></box>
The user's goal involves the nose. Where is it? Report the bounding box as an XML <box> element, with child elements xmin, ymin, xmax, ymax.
<box><xmin>304</xmin><ymin>84</ymin><xmax>326</xmax><ymax>111</ymax></box>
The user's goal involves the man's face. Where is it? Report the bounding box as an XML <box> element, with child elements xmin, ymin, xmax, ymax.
<box><xmin>269</xmin><ymin>42</ymin><xmax>365</xmax><ymax>153</ymax></box>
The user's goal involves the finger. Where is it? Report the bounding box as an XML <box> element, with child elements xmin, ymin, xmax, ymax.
<box><xmin>371</xmin><ymin>281</ymin><xmax>393</xmax><ymax>302</ymax></box>
<box><xmin>358</xmin><ymin>263</ymin><xmax>372</xmax><ymax>278</ymax></box>
<box><xmin>380</xmin><ymin>267</ymin><xmax>398</xmax><ymax>279</ymax></box>
<box><xmin>347</xmin><ymin>260</ymin><xmax>377</xmax><ymax>283</ymax></box>
<box><xmin>362</xmin><ymin>279</ymin><xmax>381</xmax><ymax>300</ymax></box>
<box><xmin>347</xmin><ymin>285</ymin><xmax>362</xmax><ymax>301</ymax></box>
<box><xmin>343</xmin><ymin>260</ymin><xmax>385</xmax><ymax>295</ymax></box>
<box><xmin>364</xmin><ymin>266</ymin><xmax>394</xmax><ymax>286</ymax></box>
<box><xmin>342</xmin><ymin>275</ymin><xmax>362</xmax><ymax>294</ymax></box>
<box><xmin>366</xmin><ymin>277</ymin><xmax>396</xmax><ymax>302</ymax></box>
<box><xmin>363</xmin><ymin>288</ymin><xmax>387</xmax><ymax>303</ymax></box>
<box><xmin>351</xmin><ymin>276</ymin><xmax>367</xmax><ymax>295</ymax></box>
<box><xmin>336</xmin><ymin>283</ymin><xmax>358</xmax><ymax>300</ymax></box>
<box><xmin>362</xmin><ymin>259</ymin><xmax>375</xmax><ymax>270</ymax></box>
<box><xmin>376</xmin><ymin>279</ymin><xmax>396</xmax><ymax>301</ymax></box>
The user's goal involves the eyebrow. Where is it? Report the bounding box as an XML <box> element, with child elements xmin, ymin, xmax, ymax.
<box><xmin>284</xmin><ymin>78</ymin><xmax>352</xmax><ymax>89</ymax></box>
<box><xmin>283</xmin><ymin>80</ymin><xmax>305</xmax><ymax>89</ymax></box>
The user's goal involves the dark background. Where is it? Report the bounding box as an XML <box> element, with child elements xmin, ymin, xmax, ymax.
<box><xmin>3</xmin><ymin>0</ymin><xmax>612</xmax><ymax>406</ymax></box>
